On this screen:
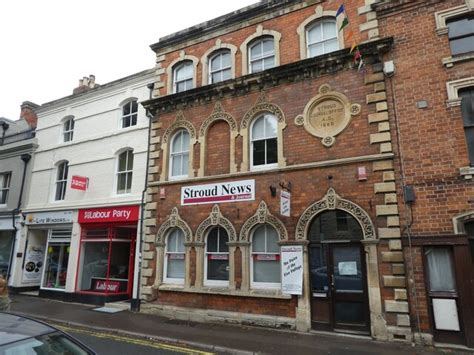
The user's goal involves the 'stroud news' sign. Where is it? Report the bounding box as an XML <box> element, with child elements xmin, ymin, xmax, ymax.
<box><xmin>181</xmin><ymin>179</ymin><xmax>255</xmax><ymax>206</ymax></box>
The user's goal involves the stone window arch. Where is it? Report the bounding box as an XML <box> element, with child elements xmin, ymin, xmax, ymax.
<box><xmin>198</xmin><ymin>101</ymin><xmax>238</xmax><ymax>177</ymax></box>
<box><xmin>154</xmin><ymin>207</ymin><xmax>193</xmax><ymax>288</ymax></box>
<box><xmin>240</xmin><ymin>92</ymin><xmax>287</xmax><ymax>172</ymax></box>
<box><xmin>295</xmin><ymin>188</ymin><xmax>375</xmax><ymax>241</ymax></box>
<box><xmin>160</xmin><ymin>111</ymin><xmax>197</xmax><ymax>181</ymax></box>
<box><xmin>453</xmin><ymin>211</ymin><xmax>474</xmax><ymax>235</ymax></box>
<box><xmin>239</xmin><ymin>201</ymin><xmax>287</xmax><ymax>291</ymax></box>
<box><xmin>296</xmin><ymin>5</ymin><xmax>344</xmax><ymax>60</ymax></box>
<box><xmin>194</xmin><ymin>205</ymin><xmax>237</xmax><ymax>289</ymax></box>
<box><xmin>166</xmin><ymin>51</ymin><xmax>199</xmax><ymax>95</ymax></box>
<box><xmin>240</xmin><ymin>25</ymin><xmax>282</xmax><ymax>76</ymax></box>
<box><xmin>201</xmin><ymin>39</ymin><xmax>237</xmax><ymax>86</ymax></box>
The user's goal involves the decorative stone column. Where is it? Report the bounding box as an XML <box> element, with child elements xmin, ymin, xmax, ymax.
<box><xmin>154</xmin><ymin>242</ymin><xmax>165</xmax><ymax>288</ymax></box>
<box><xmin>227</xmin><ymin>242</ymin><xmax>238</xmax><ymax>290</ymax></box>
<box><xmin>184</xmin><ymin>242</ymin><xmax>193</xmax><ymax>289</ymax></box>
<box><xmin>238</xmin><ymin>241</ymin><xmax>251</xmax><ymax>291</ymax></box>
<box><xmin>362</xmin><ymin>238</ymin><xmax>388</xmax><ymax>341</ymax></box>
<box><xmin>193</xmin><ymin>242</ymin><xmax>205</xmax><ymax>288</ymax></box>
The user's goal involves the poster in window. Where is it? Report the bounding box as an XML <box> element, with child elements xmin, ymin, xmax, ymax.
<box><xmin>21</xmin><ymin>245</ymin><xmax>45</xmax><ymax>284</ymax></box>
<box><xmin>338</xmin><ymin>261</ymin><xmax>357</xmax><ymax>276</ymax></box>
<box><xmin>281</xmin><ymin>245</ymin><xmax>303</xmax><ymax>295</ymax></box>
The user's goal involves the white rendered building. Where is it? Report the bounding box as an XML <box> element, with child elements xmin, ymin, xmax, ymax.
<box><xmin>10</xmin><ymin>70</ymin><xmax>154</xmax><ymax>305</ymax></box>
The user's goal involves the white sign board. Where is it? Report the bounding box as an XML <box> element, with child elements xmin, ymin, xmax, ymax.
<box><xmin>433</xmin><ymin>298</ymin><xmax>460</xmax><ymax>331</ymax></box>
<box><xmin>0</xmin><ymin>216</ymin><xmax>20</xmax><ymax>230</ymax></box>
<box><xmin>181</xmin><ymin>179</ymin><xmax>255</xmax><ymax>206</ymax></box>
<box><xmin>21</xmin><ymin>245</ymin><xmax>45</xmax><ymax>284</ymax></box>
<box><xmin>280</xmin><ymin>190</ymin><xmax>291</xmax><ymax>217</ymax></box>
<box><xmin>338</xmin><ymin>261</ymin><xmax>357</xmax><ymax>276</ymax></box>
<box><xmin>281</xmin><ymin>245</ymin><xmax>303</xmax><ymax>295</ymax></box>
<box><xmin>25</xmin><ymin>211</ymin><xmax>74</xmax><ymax>225</ymax></box>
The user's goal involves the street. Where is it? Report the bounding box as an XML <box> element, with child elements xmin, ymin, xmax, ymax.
<box><xmin>59</xmin><ymin>324</ymin><xmax>215</xmax><ymax>355</ymax></box>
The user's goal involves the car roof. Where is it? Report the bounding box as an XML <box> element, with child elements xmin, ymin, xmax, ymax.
<box><xmin>0</xmin><ymin>312</ymin><xmax>56</xmax><ymax>345</ymax></box>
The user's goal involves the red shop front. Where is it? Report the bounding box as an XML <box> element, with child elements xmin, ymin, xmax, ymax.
<box><xmin>76</xmin><ymin>205</ymin><xmax>139</xmax><ymax>303</ymax></box>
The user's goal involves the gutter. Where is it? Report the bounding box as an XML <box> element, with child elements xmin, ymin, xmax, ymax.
<box><xmin>131</xmin><ymin>83</ymin><xmax>155</xmax><ymax>312</ymax></box>
<box><xmin>7</xmin><ymin>153</ymin><xmax>31</xmax><ymax>282</ymax></box>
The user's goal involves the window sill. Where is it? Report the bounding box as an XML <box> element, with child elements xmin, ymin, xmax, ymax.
<box><xmin>460</xmin><ymin>166</ymin><xmax>474</xmax><ymax>179</ymax></box>
<box><xmin>442</xmin><ymin>52</ymin><xmax>474</xmax><ymax>68</ymax></box>
<box><xmin>157</xmin><ymin>284</ymin><xmax>292</xmax><ymax>299</ymax></box>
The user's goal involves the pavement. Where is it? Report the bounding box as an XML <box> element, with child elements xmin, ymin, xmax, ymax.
<box><xmin>8</xmin><ymin>294</ymin><xmax>471</xmax><ymax>355</ymax></box>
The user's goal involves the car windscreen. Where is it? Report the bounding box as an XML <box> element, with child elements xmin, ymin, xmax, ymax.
<box><xmin>0</xmin><ymin>331</ymin><xmax>91</xmax><ymax>355</ymax></box>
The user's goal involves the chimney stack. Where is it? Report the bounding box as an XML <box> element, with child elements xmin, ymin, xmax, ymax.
<box><xmin>20</xmin><ymin>101</ymin><xmax>39</xmax><ymax>129</ymax></box>
<box><xmin>73</xmin><ymin>74</ymin><xmax>98</xmax><ymax>95</ymax></box>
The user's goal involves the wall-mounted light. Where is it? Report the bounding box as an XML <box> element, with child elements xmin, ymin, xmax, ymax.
<box><xmin>269</xmin><ymin>185</ymin><xmax>277</xmax><ymax>197</ymax></box>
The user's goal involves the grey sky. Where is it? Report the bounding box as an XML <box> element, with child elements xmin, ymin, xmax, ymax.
<box><xmin>0</xmin><ymin>0</ymin><xmax>256</xmax><ymax>120</ymax></box>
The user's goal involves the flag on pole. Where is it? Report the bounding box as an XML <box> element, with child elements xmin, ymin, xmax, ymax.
<box><xmin>336</xmin><ymin>4</ymin><xmax>349</xmax><ymax>32</ymax></box>
<box><xmin>336</xmin><ymin>4</ymin><xmax>345</xmax><ymax>17</ymax></box>
<box><xmin>350</xmin><ymin>43</ymin><xmax>357</xmax><ymax>53</ymax></box>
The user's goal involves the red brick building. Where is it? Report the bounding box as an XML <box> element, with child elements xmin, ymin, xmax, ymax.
<box><xmin>140</xmin><ymin>0</ymin><xmax>474</xmax><ymax>347</ymax></box>
<box><xmin>374</xmin><ymin>0</ymin><xmax>474</xmax><ymax>347</ymax></box>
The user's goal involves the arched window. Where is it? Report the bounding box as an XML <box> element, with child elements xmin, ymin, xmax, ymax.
<box><xmin>249</xmin><ymin>37</ymin><xmax>275</xmax><ymax>73</ymax></box>
<box><xmin>169</xmin><ymin>130</ymin><xmax>190</xmax><ymax>179</ymax></box>
<box><xmin>205</xmin><ymin>227</ymin><xmax>229</xmax><ymax>286</ymax></box>
<box><xmin>460</xmin><ymin>87</ymin><xmax>474</xmax><ymax>165</ymax></box>
<box><xmin>116</xmin><ymin>150</ymin><xmax>133</xmax><ymax>194</ymax></box>
<box><xmin>209</xmin><ymin>50</ymin><xmax>231</xmax><ymax>84</ymax></box>
<box><xmin>173</xmin><ymin>61</ymin><xmax>194</xmax><ymax>93</ymax></box>
<box><xmin>164</xmin><ymin>228</ymin><xmax>185</xmax><ymax>284</ymax></box>
<box><xmin>251</xmin><ymin>224</ymin><xmax>280</xmax><ymax>288</ymax></box>
<box><xmin>306</xmin><ymin>19</ymin><xmax>339</xmax><ymax>58</ymax></box>
<box><xmin>55</xmin><ymin>161</ymin><xmax>69</xmax><ymax>201</ymax></box>
<box><xmin>250</xmin><ymin>114</ymin><xmax>278</xmax><ymax>170</ymax></box>
<box><xmin>122</xmin><ymin>100</ymin><xmax>138</xmax><ymax>128</ymax></box>
<box><xmin>62</xmin><ymin>117</ymin><xmax>74</xmax><ymax>142</ymax></box>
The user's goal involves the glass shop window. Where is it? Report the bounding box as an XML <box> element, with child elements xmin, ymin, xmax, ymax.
<box><xmin>42</xmin><ymin>229</ymin><xmax>71</xmax><ymax>290</ymax></box>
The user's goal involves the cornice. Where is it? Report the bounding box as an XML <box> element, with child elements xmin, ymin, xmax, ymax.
<box><xmin>143</xmin><ymin>37</ymin><xmax>394</xmax><ymax>116</ymax></box>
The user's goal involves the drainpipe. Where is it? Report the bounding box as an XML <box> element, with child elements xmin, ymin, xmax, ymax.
<box><xmin>7</xmin><ymin>153</ymin><xmax>32</xmax><ymax>282</ymax></box>
<box><xmin>131</xmin><ymin>83</ymin><xmax>155</xmax><ymax>312</ymax></box>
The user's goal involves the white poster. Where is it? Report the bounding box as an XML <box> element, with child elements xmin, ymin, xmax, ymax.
<box><xmin>338</xmin><ymin>261</ymin><xmax>357</xmax><ymax>276</ymax></box>
<box><xmin>21</xmin><ymin>245</ymin><xmax>45</xmax><ymax>284</ymax></box>
<box><xmin>280</xmin><ymin>190</ymin><xmax>291</xmax><ymax>217</ymax></box>
<box><xmin>433</xmin><ymin>298</ymin><xmax>460</xmax><ymax>331</ymax></box>
<box><xmin>281</xmin><ymin>245</ymin><xmax>303</xmax><ymax>295</ymax></box>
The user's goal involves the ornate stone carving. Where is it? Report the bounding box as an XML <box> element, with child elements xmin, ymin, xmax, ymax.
<box><xmin>294</xmin><ymin>84</ymin><xmax>361</xmax><ymax>148</ymax></box>
<box><xmin>199</xmin><ymin>101</ymin><xmax>237</xmax><ymax>136</ymax></box>
<box><xmin>295</xmin><ymin>188</ymin><xmax>375</xmax><ymax>240</ymax></box>
<box><xmin>195</xmin><ymin>205</ymin><xmax>237</xmax><ymax>242</ymax></box>
<box><xmin>155</xmin><ymin>207</ymin><xmax>193</xmax><ymax>245</ymax></box>
<box><xmin>241</xmin><ymin>92</ymin><xmax>285</xmax><ymax>130</ymax></box>
<box><xmin>239</xmin><ymin>201</ymin><xmax>288</xmax><ymax>242</ymax></box>
<box><xmin>162</xmin><ymin>111</ymin><xmax>197</xmax><ymax>143</ymax></box>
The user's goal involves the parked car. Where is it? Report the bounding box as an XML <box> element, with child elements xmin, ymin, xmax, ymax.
<box><xmin>0</xmin><ymin>312</ymin><xmax>96</xmax><ymax>354</ymax></box>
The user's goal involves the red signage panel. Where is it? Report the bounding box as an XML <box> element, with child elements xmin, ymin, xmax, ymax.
<box><xmin>71</xmin><ymin>176</ymin><xmax>88</xmax><ymax>191</ymax></box>
<box><xmin>78</xmin><ymin>205</ymin><xmax>139</xmax><ymax>223</ymax></box>
<box><xmin>93</xmin><ymin>279</ymin><xmax>121</xmax><ymax>293</ymax></box>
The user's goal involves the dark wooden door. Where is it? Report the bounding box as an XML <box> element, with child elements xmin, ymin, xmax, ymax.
<box><xmin>309</xmin><ymin>242</ymin><xmax>370</xmax><ymax>334</ymax></box>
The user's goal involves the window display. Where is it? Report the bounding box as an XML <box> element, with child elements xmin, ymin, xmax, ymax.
<box><xmin>0</xmin><ymin>231</ymin><xmax>14</xmax><ymax>278</ymax></box>
<box><xmin>78</xmin><ymin>227</ymin><xmax>135</xmax><ymax>295</ymax></box>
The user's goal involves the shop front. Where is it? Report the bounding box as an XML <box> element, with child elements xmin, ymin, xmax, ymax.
<box><xmin>0</xmin><ymin>215</ymin><xmax>20</xmax><ymax>281</ymax></box>
<box><xmin>18</xmin><ymin>210</ymin><xmax>74</xmax><ymax>293</ymax></box>
<box><xmin>76</xmin><ymin>205</ymin><xmax>139</xmax><ymax>303</ymax></box>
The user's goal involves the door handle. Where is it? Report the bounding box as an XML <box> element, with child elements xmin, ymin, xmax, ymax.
<box><xmin>331</xmin><ymin>274</ymin><xmax>335</xmax><ymax>288</ymax></box>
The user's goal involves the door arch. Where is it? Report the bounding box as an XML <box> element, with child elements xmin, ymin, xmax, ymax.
<box><xmin>295</xmin><ymin>188</ymin><xmax>387</xmax><ymax>339</ymax></box>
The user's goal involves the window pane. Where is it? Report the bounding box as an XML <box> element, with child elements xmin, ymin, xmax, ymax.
<box><xmin>208</xmin><ymin>259</ymin><xmax>228</xmax><ymax>281</ymax></box>
<box><xmin>131</xmin><ymin>101</ymin><xmax>138</xmax><ymax>113</ymax></box>
<box><xmin>126</xmin><ymin>151</ymin><xmax>134</xmax><ymax>170</ymax></box>
<box><xmin>254</xmin><ymin>260</ymin><xmax>280</xmax><ymax>283</ymax></box>
<box><xmin>253</xmin><ymin>226</ymin><xmax>265</xmax><ymax>252</ymax></box>
<box><xmin>266</xmin><ymin>138</ymin><xmax>278</xmax><ymax>165</ymax></box>
<box><xmin>324</xmin><ymin>39</ymin><xmax>339</xmax><ymax>53</ymax></box>
<box><xmin>322</xmin><ymin>21</ymin><xmax>337</xmax><ymax>39</ymax></box>
<box><xmin>172</xmin><ymin>132</ymin><xmax>182</xmax><ymax>153</ymax></box>
<box><xmin>308</xmin><ymin>25</ymin><xmax>321</xmax><ymax>44</ymax></box>
<box><xmin>218</xmin><ymin>229</ymin><xmax>229</xmax><ymax>252</ymax></box>
<box><xmin>118</xmin><ymin>153</ymin><xmax>127</xmax><ymax>172</ymax></box>
<box><xmin>211</xmin><ymin>55</ymin><xmax>221</xmax><ymax>71</ymax></box>
<box><xmin>0</xmin><ymin>231</ymin><xmax>14</xmax><ymax>277</ymax></box>
<box><xmin>117</xmin><ymin>173</ymin><xmax>127</xmax><ymax>194</ymax></box>
<box><xmin>182</xmin><ymin>153</ymin><xmax>189</xmax><ymax>176</ymax></box>
<box><xmin>207</xmin><ymin>228</ymin><xmax>218</xmax><ymax>252</ymax></box>
<box><xmin>264</xmin><ymin>56</ymin><xmax>275</xmax><ymax>70</ymax></box>
<box><xmin>211</xmin><ymin>72</ymin><xmax>221</xmax><ymax>84</ymax></box>
<box><xmin>176</xmin><ymin>62</ymin><xmax>192</xmax><ymax>81</ymax></box>
<box><xmin>309</xmin><ymin>43</ymin><xmax>324</xmax><ymax>57</ymax></box>
<box><xmin>43</xmin><ymin>243</ymin><xmax>71</xmax><ymax>290</ymax></box>
<box><xmin>171</xmin><ymin>155</ymin><xmax>182</xmax><ymax>176</ymax></box>
<box><xmin>131</xmin><ymin>114</ymin><xmax>137</xmax><ymax>126</ymax></box>
<box><xmin>253</xmin><ymin>140</ymin><xmax>266</xmax><ymax>166</ymax></box>
<box><xmin>250</xmin><ymin>42</ymin><xmax>262</xmax><ymax>59</ymax></box>
<box><xmin>125</xmin><ymin>172</ymin><xmax>132</xmax><ymax>191</ymax></box>
<box><xmin>168</xmin><ymin>229</ymin><xmax>185</xmax><ymax>252</ymax></box>
<box><xmin>426</xmin><ymin>247</ymin><xmax>456</xmax><ymax>292</ymax></box>
<box><xmin>450</xmin><ymin>36</ymin><xmax>474</xmax><ymax>55</ymax></box>
<box><xmin>221</xmin><ymin>52</ymin><xmax>231</xmax><ymax>67</ymax></box>
<box><xmin>176</xmin><ymin>82</ymin><xmax>186</xmax><ymax>93</ymax></box>
<box><xmin>262</xmin><ymin>39</ymin><xmax>274</xmax><ymax>55</ymax></box>
<box><xmin>181</xmin><ymin>130</ymin><xmax>190</xmax><ymax>148</ymax></box>
<box><xmin>251</xmin><ymin>60</ymin><xmax>263</xmax><ymax>73</ymax></box>
<box><xmin>80</xmin><ymin>242</ymin><xmax>109</xmax><ymax>291</ymax></box>
<box><xmin>264</xmin><ymin>115</ymin><xmax>277</xmax><ymax>137</ymax></box>
<box><xmin>222</xmin><ymin>69</ymin><xmax>231</xmax><ymax>81</ymax></box>
<box><xmin>252</xmin><ymin>117</ymin><xmax>265</xmax><ymax>140</ymax></box>
<box><xmin>123</xmin><ymin>103</ymin><xmax>130</xmax><ymax>116</ymax></box>
<box><xmin>167</xmin><ymin>258</ymin><xmax>185</xmax><ymax>279</ymax></box>
<box><xmin>309</xmin><ymin>245</ymin><xmax>328</xmax><ymax>291</ymax></box>
<box><xmin>447</xmin><ymin>16</ymin><xmax>474</xmax><ymax>38</ymax></box>
<box><xmin>266</xmin><ymin>226</ymin><xmax>279</xmax><ymax>253</ymax></box>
